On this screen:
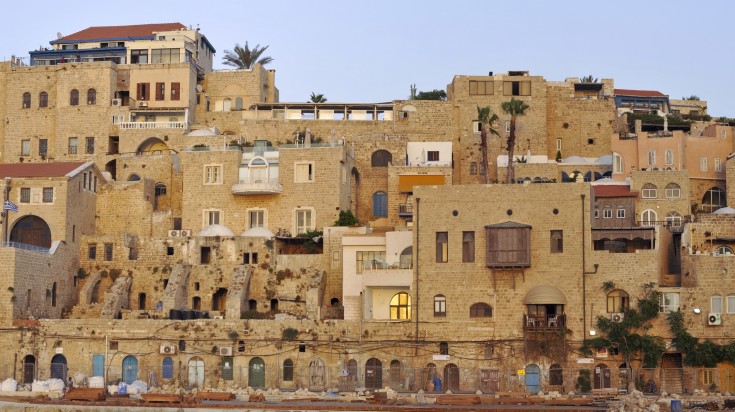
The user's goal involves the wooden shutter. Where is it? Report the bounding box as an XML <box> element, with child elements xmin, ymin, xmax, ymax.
<box><xmin>156</xmin><ymin>82</ymin><xmax>165</xmax><ymax>100</ymax></box>
<box><xmin>171</xmin><ymin>82</ymin><xmax>180</xmax><ymax>100</ymax></box>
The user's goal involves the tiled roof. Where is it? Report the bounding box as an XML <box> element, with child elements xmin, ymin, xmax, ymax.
<box><xmin>0</xmin><ymin>162</ymin><xmax>87</xmax><ymax>178</ymax></box>
<box><xmin>614</xmin><ymin>89</ymin><xmax>667</xmax><ymax>98</ymax></box>
<box><xmin>593</xmin><ymin>185</ymin><xmax>638</xmax><ymax>198</ymax></box>
<box><xmin>57</xmin><ymin>23</ymin><xmax>186</xmax><ymax>42</ymax></box>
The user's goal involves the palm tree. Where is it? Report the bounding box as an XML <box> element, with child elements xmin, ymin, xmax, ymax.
<box><xmin>221</xmin><ymin>42</ymin><xmax>273</xmax><ymax>69</ymax></box>
<box><xmin>477</xmin><ymin>106</ymin><xmax>500</xmax><ymax>184</ymax></box>
<box><xmin>309</xmin><ymin>92</ymin><xmax>327</xmax><ymax>103</ymax></box>
<box><xmin>500</xmin><ymin>98</ymin><xmax>530</xmax><ymax>184</ymax></box>
<box><xmin>580</xmin><ymin>75</ymin><xmax>598</xmax><ymax>83</ymax></box>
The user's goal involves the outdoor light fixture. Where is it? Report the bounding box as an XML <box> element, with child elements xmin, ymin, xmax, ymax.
<box><xmin>589</xmin><ymin>329</ymin><xmax>596</xmax><ymax>336</ymax></box>
<box><xmin>693</xmin><ymin>307</ymin><xmax>701</xmax><ymax>314</ymax></box>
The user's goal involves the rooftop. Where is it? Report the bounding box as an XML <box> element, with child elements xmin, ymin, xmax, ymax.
<box><xmin>53</xmin><ymin>23</ymin><xmax>186</xmax><ymax>43</ymax></box>
<box><xmin>614</xmin><ymin>89</ymin><xmax>668</xmax><ymax>98</ymax></box>
<box><xmin>0</xmin><ymin>162</ymin><xmax>88</xmax><ymax>178</ymax></box>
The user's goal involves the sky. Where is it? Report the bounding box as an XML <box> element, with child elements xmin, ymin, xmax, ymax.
<box><xmin>2</xmin><ymin>0</ymin><xmax>734</xmax><ymax>116</ymax></box>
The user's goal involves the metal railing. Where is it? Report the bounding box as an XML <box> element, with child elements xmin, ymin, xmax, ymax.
<box><xmin>118</xmin><ymin>121</ymin><xmax>186</xmax><ymax>130</ymax></box>
<box><xmin>0</xmin><ymin>242</ymin><xmax>50</xmax><ymax>254</ymax></box>
<box><xmin>524</xmin><ymin>314</ymin><xmax>567</xmax><ymax>329</ymax></box>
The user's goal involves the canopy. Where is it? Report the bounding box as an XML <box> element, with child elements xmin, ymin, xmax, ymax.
<box><xmin>523</xmin><ymin>285</ymin><xmax>567</xmax><ymax>305</ymax></box>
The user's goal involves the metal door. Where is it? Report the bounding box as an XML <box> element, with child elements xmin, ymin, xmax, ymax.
<box><xmin>50</xmin><ymin>354</ymin><xmax>67</xmax><ymax>381</ymax></box>
<box><xmin>444</xmin><ymin>363</ymin><xmax>460</xmax><ymax>391</ymax></box>
<box><xmin>594</xmin><ymin>364</ymin><xmax>611</xmax><ymax>389</ymax></box>
<box><xmin>248</xmin><ymin>357</ymin><xmax>265</xmax><ymax>388</ymax></box>
<box><xmin>122</xmin><ymin>355</ymin><xmax>138</xmax><ymax>384</ymax></box>
<box><xmin>22</xmin><ymin>355</ymin><xmax>36</xmax><ymax>384</ymax></box>
<box><xmin>365</xmin><ymin>358</ymin><xmax>382</xmax><ymax>389</ymax></box>
<box><xmin>92</xmin><ymin>355</ymin><xmax>104</xmax><ymax>377</ymax></box>
<box><xmin>525</xmin><ymin>364</ymin><xmax>541</xmax><ymax>393</ymax></box>
<box><xmin>187</xmin><ymin>357</ymin><xmax>204</xmax><ymax>387</ymax></box>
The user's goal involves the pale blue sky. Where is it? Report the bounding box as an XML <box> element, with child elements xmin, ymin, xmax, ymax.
<box><xmin>3</xmin><ymin>0</ymin><xmax>734</xmax><ymax>116</ymax></box>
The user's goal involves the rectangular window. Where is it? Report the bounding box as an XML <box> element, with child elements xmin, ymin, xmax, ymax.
<box><xmin>295</xmin><ymin>209</ymin><xmax>313</xmax><ymax>234</ymax></box>
<box><xmin>86</xmin><ymin>136</ymin><xmax>94</xmax><ymax>154</ymax></box>
<box><xmin>21</xmin><ymin>139</ymin><xmax>30</xmax><ymax>156</ymax></box>
<box><xmin>204</xmin><ymin>210</ymin><xmax>220</xmax><ymax>225</ymax></box>
<box><xmin>594</xmin><ymin>210</ymin><xmax>600</xmax><ymax>218</ymax></box>
<box><xmin>434</xmin><ymin>296</ymin><xmax>446</xmax><ymax>317</ymax></box>
<box><xmin>201</xmin><ymin>247</ymin><xmax>211</xmax><ymax>264</ymax></box>
<box><xmin>702</xmin><ymin>370</ymin><xmax>714</xmax><ymax>386</ymax></box>
<box><xmin>42</xmin><ymin>187</ymin><xmax>53</xmax><ymax>203</ymax></box>
<box><xmin>617</xmin><ymin>209</ymin><xmax>625</xmax><ymax>218</ymax></box>
<box><xmin>462</xmin><ymin>231</ymin><xmax>475</xmax><ymax>262</ymax></box>
<box><xmin>20</xmin><ymin>188</ymin><xmax>31</xmax><ymax>203</ymax></box>
<box><xmin>648</xmin><ymin>150</ymin><xmax>656</xmax><ymax>166</ymax></box>
<box><xmin>469</xmin><ymin>80</ymin><xmax>494</xmax><ymax>95</ymax></box>
<box><xmin>556</xmin><ymin>139</ymin><xmax>562</xmax><ymax>152</ymax></box>
<box><xmin>665</xmin><ymin>149</ymin><xmax>674</xmax><ymax>166</ymax></box>
<box><xmin>505</xmin><ymin>120</ymin><xmax>511</xmax><ymax>133</ymax></box>
<box><xmin>221</xmin><ymin>356</ymin><xmax>234</xmax><ymax>380</ymax></box>
<box><xmin>294</xmin><ymin>162</ymin><xmax>314</xmax><ymax>182</ymax></box>
<box><xmin>486</xmin><ymin>226</ymin><xmax>531</xmax><ymax>267</ymax></box>
<box><xmin>659</xmin><ymin>292</ymin><xmax>680</xmax><ymax>313</ymax></box>
<box><xmin>249</xmin><ymin>210</ymin><xmax>265</xmax><ymax>228</ymax></box>
<box><xmin>727</xmin><ymin>295</ymin><xmax>735</xmax><ymax>314</ymax></box>
<box><xmin>503</xmin><ymin>80</ymin><xmax>531</xmax><ymax>96</ymax></box>
<box><xmin>136</xmin><ymin>82</ymin><xmax>150</xmax><ymax>101</ymax></box>
<box><xmin>69</xmin><ymin>137</ymin><xmax>78</xmax><ymax>154</ymax></box>
<box><xmin>151</xmin><ymin>48</ymin><xmax>180</xmax><ymax>64</ymax></box>
<box><xmin>550</xmin><ymin>230</ymin><xmax>563</xmax><ymax>253</ymax></box>
<box><xmin>130</xmin><ymin>49</ymin><xmax>148</xmax><ymax>64</ymax></box>
<box><xmin>39</xmin><ymin>139</ymin><xmax>48</xmax><ymax>156</ymax></box>
<box><xmin>715</xmin><ymin>158</ymin><xmax>722</xmax><ymax>172</ymax></box>
<box><xmin>356</xmin><ymin>251</ymin><xmax>387</xmax><ymax>274</ymax></box>
<box><xmin>88</xmin><ymin>244</ymin><xmax>97</xmax><ymax>260</ymax></box>
<box><xmin>204</xmin><ymin>165</ymin><xmax>222</xmax><ymax>184</ymax></box>
<box><xmin>436</xmin><ymin>232</ymin><xmax>448</xmax><ymax>263</ymax></box>
<box><xmin>104</xmin><ymin>243</ymin><xmax>113</xmax><ymax>261</ymax></box>
<box><xmin>603</xmin><ymin>208</ymin><xmax>612</xmax><ymax>218</ymax></box>
<box><xmin>155</xmin><ymin>82</ymin><xmax>165</xmax><ymax>100</ymax></box>
<box><xmin>427</xmin><ymin>151</ymin><xmax>440</xmax><ymax>161</ymax></box>
<box><xmin>171</xmin><ymin>82</ymin><xmax>180</xmax><ymax>100</ymax></box>
<box><xmin>700</xmin><ymin>157</ymin><xmax>708</xmax><ymax>171</ymax></box>
<box><xmin>711</xmin><ymin>295</ymin><xmax>723</xmax><ymax>313</ymax></box>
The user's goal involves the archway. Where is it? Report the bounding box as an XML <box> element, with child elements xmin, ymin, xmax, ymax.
<box><xmin>105</xmin><ymin>160</ymin><xmax>117</xmax><ymax>180</ymax></box>
<box><xmin>308</xmin><ymin>357</ymin><xmax>326</xmax><ymax>389</ymax></box>
<box><xmin>525</xmin><ymin>364</ymin><xmax>541</xmax><ymax>393</ymax></box>
<box><xmin>192</xmin><ymin>296</ymin><xmax>201</xmax><ymax>310</ymax></box>
<box><xmin>248</xmin><ymin>357</ymin><xmax>265</xmax><ymax>388</ymax></box>
<box><xmin>50</xmin><ymin>354</ymin><xmax>67</xmax><ymax>381</ymax></box>
<box><xmin>594</xmin><ymin>363</ymin><xmax>611</xmax><ymax>389</ymax></box>
<box><xmin>188</xmin><ymin>356</ymin><xmax>205</xmax><ymax>387</ymax></box>
<box><xmin>444</xmin><ymin>363</ymin><xmax>460</xmax><ymax>391</ymax></box>
<box><xmin>365</xmin><ymin>358</ymin><xmax>382</xmax><ymax>389</ymax></box>
<box><xmin>389</xmin><ymin>360</ymin><xmax>402</xmax><ymax>389</ymax></box>
<box><xmin>22</xmin><ymin>355</ymin><xmax>36</xmax><ymax>384</ymax></box>
<box><xmin>136</xmin><ymin>137</ymin><xmax>169</xmax><ymax>155</ymax></box>
<box><xmin>10</xmin><ymin>215</ymin><xmax>52</xmax><ymax>248</ymax></box>
<box><xmin>127</xmin><ymin>174</ymin><xmax>141</xmax><ymax>182</ymax></box>
<box><xmin>122</xmin><ymin>355</ymin><xmax>138</xmax><ymax>384</ymax></box>
<box><xmin>212</xmin><ymin>288</ymin><xmax>227</xmax><ymax>312</ymax></box>
<box><xmin>138</xmin><ymin>293</ymin><xmax>146</xmax><ymax>310</ymax></box>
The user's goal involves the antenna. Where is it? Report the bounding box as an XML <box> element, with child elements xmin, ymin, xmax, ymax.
<box><xmin>57</xmin><ymin>32</ymin><xmax>63</xmax><ymax>39</ymax></box>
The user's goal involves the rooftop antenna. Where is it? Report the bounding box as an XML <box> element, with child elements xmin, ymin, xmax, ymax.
<box><xmin>56</xmin><ymin>32</ymin><xmax>63</xmax><ymax>39</ymax></box>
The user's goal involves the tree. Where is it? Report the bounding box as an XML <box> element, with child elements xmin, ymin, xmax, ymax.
<box><xmin>580</xmin><ymin>75</ymin><xmax>598</xmax><ymax>83</ymax></box>
<box><xmin>414</xmin><ymin>89</ymin><xmax>447</xmax><ymax>101</ymax></box>
<box><xmin>309</xmin><ymin>92</ymin><xmax>327</xmax><ymax>103</ymax></box>
<box><xmin>683</xmin><ymin>95</ymin><xmax>700</xmax><ymax>101</ymax></box>
<box><xmin>221</xmin><ymin>42</ymin><xmax>273</xmax><ymax>69</ymax></box>
<box><xmin>476</xmin><ymin>106</ymin><xmax>500</xmax><ymax>184</ymax></box>
<box><xmin>500</xmin><ymin>98</ymin><xmax>530</xmax><ymax>184</ymax></box>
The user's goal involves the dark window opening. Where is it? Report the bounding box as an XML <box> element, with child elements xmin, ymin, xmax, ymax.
<box><xmin>248</xmin><ymin>299</ymin><xmax>257</xmax><ymax>311</ymax></box>
<box><xmin>201</xmin><ymin>247</ymin><xmax>211</xmax><ymax>264</ymax></box>
<box><xmin>167</xmin><ymin>247</ymin><xmax>174</xmax><ymax>256</ymax></box>
<box><xmin>439</xmin><ymin>342</ymin><xmax>449</xmax><ymax>355</ymax></box>
<box><xmin>270</xmin><ymin>299</ymin><xmax>278</xmax><ymax>312</ymax></box>
<box><xmin>88</xmin><ymin>245</ymin><xmax>97</xmax><ymax>260</ymax></box>
<box><xmin>550</xmin><ymin>230</ymin><xmax>563</xmax><ymax>253</ymax></box>
<box><xmin>104</xmin><ymin>243</ymin><xmax>113</xmax><ymax>261</ymax></box>
<box><xmin>138</xmin><ymin>293</ymin><xmax>146</xmax><ymax>310</ymax></box>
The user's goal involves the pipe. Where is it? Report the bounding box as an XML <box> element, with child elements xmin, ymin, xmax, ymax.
<box><xmin>414</xmin><ymin>197</ymin><xmax>420</xmax><ymax>355</ymax></box>
<box><xmin>359</xmin><ymin>291</ymin><xmax>363</xmax><ymax>344</ymax></box>
<box><xmin>105</xmin><ymin>334</ymin><xmax>108</xmax><ymax>383</ymax></box>
<box><xmin>581</xmin><ymin>193</ymin><xmax>587</xmax><ymax>345</ymax></box>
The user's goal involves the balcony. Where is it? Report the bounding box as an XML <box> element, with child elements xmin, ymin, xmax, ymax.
<box><xmin>398</xmin><ymin>203</ymin><xmax>413</xmax><ymax>217</ymax></box>
<box><xmin>524</xmin><ymin>314</ymin><xmax>566</xmax><ymax>330</ymax></box>
<box><xmin>118</xmin><ymin>121</ymin><xmax>187</xmax><ymax>130</ymax></box>
<box><xmin>231</xmin><ymin>178</ymin><xmax>282</xmax><ymax>195</ymax></box>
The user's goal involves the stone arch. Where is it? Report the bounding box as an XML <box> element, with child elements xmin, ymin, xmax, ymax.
<box><xmin>371</xmin><ymin>150</ymin><xmax>392</xmax><ymax>167</ymax></box>
<box><xmin>136</xmin><ymin>137</ymin><xmax>168</xmax><ymax>155</ymax></box>
<box><xmin>105</xmin><ymin>159</ymin><xmax>117</xmax><ymax>180</ymax></box>
<box><xmin>127</xmin><ymin>173</ymin><xmax>141</xmax><ymax>181</ymax></box>
<box><xmin>10</xmin><ymin>215</ymin><xmax>52</xmax><ymax>248</ymax></box>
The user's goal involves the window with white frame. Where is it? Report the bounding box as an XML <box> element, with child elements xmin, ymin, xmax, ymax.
<box><xmin>613</xmin><ymin>152</ymin><xmax>623</xmax><ymax>174</ymax></box>
<box><xmin>204</xmin><ymin>165</ymin><xmax>222</xmax><ymax>184</ymax></box>
<box><xmin>641</xmin><ymin>183</ymin><xmax>658</xmax><ymax>199</ymax></box>
<box><xmin>665</xmin><ymin>183</ymin><xmax>680</xmax><ymax>199</ymax></box>
<box><xmin>714</xmin><ymin>245</ymin><xmax>734</xmax><ymax>256</ymax></box>
<box><xmin>248</xmin><ymin>209</ymin><xmax>266</xmax><ymax>229</ymax></box>
<box><xmin>647</xmin><ymin>150</ymin><xmax>656</xmax><ymax>166</ymax></box>
<box><xmin>294</xmin><ymin>162</ymin><xmax>314</xmax><ymax>183</ymax></box>
<box><xmin>472</xmin><ymin>121</ymin><xmax>481</xmax><ymax>133</ymax></box>
<box><xmin>665</xmin><ymin>149</ymin><xmax>673</xmax><ymax>166</ymax></box>
<box><xmin>556</xmin><ymin>139</ymin><xmax>562</xmax><ymax>152</ymax></box>
<box><xmin>659</xmin><ymin>292</ymin><xmax>679</xmax><ymax>313</ymax></box>
<box><xmin>727</xmin><ymin>295</ymin><xmax>735</xmax><ymax>314</ymax></box>
<box><xmin>21</xmin><ymin>139</ymin><xmax>30</xmax><ymax>156</ymax></box>
<box><xmin>617</xmin><ymin>209</ymin><xmax>625</xmax><ymax>218</ymax></box>
<box><xmin>641</xmin><ymin>209</ymin><xmax>657</xmax><ymax>226</ymax></box>
<box><xmin>603</xmin><ymin>208</ymin><xmax>612</xmax><ymax>218</ymax></box>
<box><xmin>700</xmin><ymin>157</ymin><xmax>708</xmax><ymax>171</ymax></box>
<box><xmin>665</xmin><ymin>211</ymin><xmax>682</xmax><ymax>228</ymax></box>
<box><xmin>294</xmin><ymin>208</ymin><xmax>314</xmax><ymax>235</ymax></box>
<box><xmin>203</xmin><ymin>209</ymin><xmax>221</xmax><ymax>226</ymax></box>
<box><xmin>711</xmin><ymin>295</ymin><xmax>723</xmax><ymax>313</ymax></box>
<box><xmin>715</xmin><ymin>158</ymin><xmax>722</xmax><ymax>172</ymax></box>
<box><xmin>504</xmin><ymin>120</ymin><xmax>510</xmax><ymax>133</ymax></box>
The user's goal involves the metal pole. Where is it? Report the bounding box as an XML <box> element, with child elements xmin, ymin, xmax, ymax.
<box><xmin>4</xmin><ymin>177</ymin><xmax>11</xmax><ymax>243</ymax></box>
<box><xmin>414</xmin><ymin>197</ymin><xmax>420</xmax><ymax>356</ymax></box>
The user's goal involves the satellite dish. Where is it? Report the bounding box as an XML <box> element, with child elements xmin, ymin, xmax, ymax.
<box><xmin>57</xmin><ymin>32</ymin><xmax>63</xmax><ymax>39</ymax></box>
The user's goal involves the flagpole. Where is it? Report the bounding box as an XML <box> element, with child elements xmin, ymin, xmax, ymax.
<box><xmin>3</xmin><ymin>177</ymin><xmax>10</xmax><ymax>244</ymax></box>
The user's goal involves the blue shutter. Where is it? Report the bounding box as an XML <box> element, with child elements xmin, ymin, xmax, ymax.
<box><xmin>93</xmin><ymin>355</ymin><xmax>104</xmax><ymax>377</ymax></box>
<box><xmin>162</xmin><ymin>357</ymin><xmax>174</xmax><ymax>379</ymax></box>
<box><xmin>373</xmin><ymin>192</ymin><xmax>387</xmax><ymax>217</ymax></box>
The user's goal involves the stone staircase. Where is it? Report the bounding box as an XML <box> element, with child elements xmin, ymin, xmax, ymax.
<box><xmin>225</xmin><ymin>265</ymin><xmax>252</xmax><ymax>320</ymax></box>
<box><xmin>100</xmin><ymin>276</ymin><xmax>133</xmax><ymax>319</ymax></box>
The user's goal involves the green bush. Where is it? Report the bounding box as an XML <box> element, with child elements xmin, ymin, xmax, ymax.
<box><xmin>334</xmin><ymin>210</ymin><xmax>358</xmax><ymax>226</ymax></box>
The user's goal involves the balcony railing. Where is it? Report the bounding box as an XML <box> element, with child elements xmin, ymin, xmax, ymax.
<box><xmin>398</xmin><ymin>204</ymin><xmax>413</xmax><ymax>217</ymax></box>
<box><xmin>231</xmin><ymin>178</ymin><xmax>282</xmax><ymax>195</ymax></box>
<box><xmin>524</xmin><ymin>314</ymin><xmax>566</xmax><ymax>329</ymax></box>
<box><xmin>118</xmin><ymin>121</ymin><xmax>187</xmax><ymax>130</ymax></box>
<box><xmin>362</xmin><ymin>260</ymin><xmax>413</xmax><ymax>271</ymax></box>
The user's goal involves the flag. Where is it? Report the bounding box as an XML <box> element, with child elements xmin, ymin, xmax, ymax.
<box><xmin>3</xmin><ymin>199</ymin><xmax>18</xmax><ymax>213</ymax></box>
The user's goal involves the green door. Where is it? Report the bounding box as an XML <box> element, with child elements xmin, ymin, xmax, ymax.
<box><xmin>248</xmin><ymin>357</ymin><xmax>265</xmax><ymax>388</ymax></box>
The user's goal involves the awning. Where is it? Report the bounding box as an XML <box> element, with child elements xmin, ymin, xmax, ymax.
<box><xmin>398</xmin><ymin>174</ymin><xmax>445</xmax><ymax>192</ymax></box>
<box><xmin>524</xmin><ymin>285</ymin><xmax>567</xmax><ymax>305</ymax></box>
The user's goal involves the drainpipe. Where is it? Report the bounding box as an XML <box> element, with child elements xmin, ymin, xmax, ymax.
<box><xmin>105</xmin><ymin>334</ymin><xmax>108</xmax><ymax>383</ymax></box>
<box><xmin>414</xmin><ymin>198</ymin><xmax>420</xmax><ymax>355</ymax></box>
<box><xmin>581</xmin><ymin>193</ymin><xmax>599</xmax><ymax>345</ymax></box>
<box><xmin>359</xmin><ymin>291</ymin><xmax>363</xmax><ymax>344</ymax></box>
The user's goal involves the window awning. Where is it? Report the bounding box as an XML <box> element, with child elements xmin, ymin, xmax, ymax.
<box><xmin>398</xmin><ymin>174</ymin><xmax>445</xmax><ymax>192</ymax></box>
<box><xmin>523</xmin><ymin>285</ymin><xmax>567</xmax><ymax>305</ymax></box>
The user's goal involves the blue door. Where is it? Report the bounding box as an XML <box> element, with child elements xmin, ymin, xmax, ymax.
<box><xmin>525</xmin><ymin>364</ymin><xmax>541</xmax><ymax>393</ymax></box>
<box><xmin>122</xmin><ymin>355</ymin><xmax>138</xmax><ymax>384</ymax></box>
<box><xmin>92</xmin><ymin>355</ymin><xmax>104</xmax><ymax>377</ymax></box>
<box><xmin>373</xmin><ymin>192</ymin><xmax>387</xmax><ymax>217</ymax></box>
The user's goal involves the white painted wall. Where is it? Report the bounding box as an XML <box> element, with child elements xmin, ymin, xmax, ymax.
<box><xmin>406</xmin><ymin>142</ymin><xmax>452</xmax><ymax>166</ymax></box>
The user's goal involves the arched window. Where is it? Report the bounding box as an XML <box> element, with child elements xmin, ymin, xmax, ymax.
<box><xmin>22</xmin><ymin>92</ymin><xmax>31</xmax><ymax>108</ymax></box>
<box><xmin>235</xmin><ymin>97</ymin><xmax>243</xmax><ymax>110</ymax></box>
<box><xmin>613</xmin><ymin>152</ymin><xmax>623</xmax><ymax>174</ymax></box>
<box><xmin>434</xmin><ymin>294</ymin><xmax>446</xmax><ymax>317</ymax></box>
<box><xmin>39</xmin><ymin>92</ymin><xmax>48</xmax><ymax>108</ymax></box>
<box><xmin>70</xmin><ymin>89</ymin><xmax>79</xmax><ymax>106</ymax></box>
<box><xmin>606</xmin><ymin>289</ymin><xmax>629</xmax><ymax>313</ymax></box>
<box><xmin>641</xmin><ymin>209</ymin><xmax>657</xmax><ymax>226</ymax></box>
<box><xmin>390</xmin><ymin>292</ymin><xmax>411</xmax><ymax>320</ymax></box>
<box><xmin>87</xmin><ymin>88</ymin><xmax>96</xmax><ymax>105</ymax></box>
<box><xmin>162</xmin><ymin>357</ymin><xmax>174</xmax><ymax>379</ymax></box>
<box><xmin>702</xmin><ymin>187</ymin><xmax>726</xmax><ymax>213</ymax></box>
<box><xmin>470</xmin><ymin>162</ymin><xmax>478</xmax><ymax>175</ymax></box>
<box><xmin>714</xmin><ymin>246</ymin><xmax>734</xmax><ymax>256</ymax></box>
<box><xmin>641</xmin><ymin>183</ymin><xmax>657</xmax><ymax>199</ymax></box>
<box><xmin>399</xmin><ymin>246</ymin><xmax>413</xmax><ymax>269</ymax></box>
<box><xmin>283</xmin><ymin>359</ymin><xmax>294</xmax><ymax>381</ymax></box>
<box><xmin>470</xmin><ymin>302</ymin><xmax>492</xmax><ymax>318</ymax></box>
<box><xmin>371</xmin><ymin>150</ymin><xmax>392</xmax><ymax>167</ymax></box>
<box><xmin>372</xmin><ymin>191</ymin><xmax>387</xmax><ymax>217</ymax></box>
<box><xmin>665</xmin><ymin>211</ymin><xmax>682</xmax><ymax>228</ymax></box>
<box><xmin>127</xmin><ymin>174</ymin><xmax>141</xmax><ymax>181</ymax></box>
<box><xmin>222</xmin><ymin>97</ymin><xmax>232</xmax><ymax>112</ymax></box>
<box><xmin>665</xmin><ymin>183</ymin><xmax>680</xmax><ymax>199</ymax></box>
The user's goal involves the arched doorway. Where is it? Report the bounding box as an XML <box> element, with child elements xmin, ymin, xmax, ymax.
<box><xmin>308</xmin><ymin>357</ymin><xmax>326</xmax><ymax>389</ymax></box>
<box><xmin>444</xmin><ymin>363</ymin><xmax>460</xmax><ymax>391</ymax></box>
<box><xmin>50</xmin><ymin>354</ymin><xmax>67</xmax><ymax>381</ymax></box>
<box><xmin>188</xmin><ymin>356</ymin><xmax>205</xmax><ymax>387</ymax></box>
<box><xmin>248</xmin><ymin>357</ymin><xmax>265</xmax><ymax>388</ymax></box>
<box><xmin>212</xmin><ymin>288</ymin><xmax>227</xmax><ymax>311</ymax></box>
<box><xmin>10</xmin><ymin>215</ymin><xmax>52</xmax><ymax>248</ymax></box>
<box><xmin>525</xmin><ymin>364</ymin><xmax>541</xmax><ymax>393</ymax></box>
<box><xmin>192</xmin><ymin>296</ymin><xmax>201</xmax><ymax>310</ymax></box>
<box><xmin>136</xmin><ymin>137</ymin><xmax>168</xmax><ymax>155</ymax></box>
<box><xmin>594</xmin><ymin>363</ymin><xmax>611</xmax><ymax>389</ymax></box>
<box><xmin>105</xmin><ymin>159</ymin><xmax>117</xmax><ymax>180</ymax></box>
<box><xmin>346</xmin><ymin>359</ymin><xmax>358</xmax><ymax>389</ymax></box>
<box><xmin>389</xmin><ymin>360</ymin><xmax>402</xmax><ymax>389</ymax></box>
<box><xmin>138</xmin><ymin>293</ymin><xmax>146</xmax><ymax>310</ymax></box>
<box><xmin>22</xmin><ymin>355</ymin><xmax>36</xmax><ymax>384</ymax></box>
<box><xmin>365</xmin><ymin>358</ymin><xmax>382</xmax><ymax>389</ymax></box>
<box><xmin>122</xmin><ymin>355</ymin><xmax>138</xmax><ymax>384</ymax></box>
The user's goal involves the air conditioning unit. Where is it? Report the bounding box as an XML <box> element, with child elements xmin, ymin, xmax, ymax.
<box><xmin>112</xmin><ymin>98</ymin><xmax>122</xmax><ymax>106</ymax></box>
<box><xmin>139</xmin><ymin>101</ymin><xmax>148</xmax><ymax>107</ymax></box>
<box><xmin>213</xmin><ymin>315</ymin><xmax>224</xmax><ymax>320</ymax></box>
<box><xmin>160</xmin><ymin>345</ymin><xmax>177</xmax><ymax>354</ymax></box>
<box><xmin>168</xmin><ymin>230</ymin><xmax>181</xmax><ymax>237</ymax></box>
<box><xmin>611</xmin><ymin>313</ymin><xmax>624</xmax><ymax>323</ymax></box>
<box><xmin>179</xmin><ymin>230</ymin><xmax>191</xmax><ymax>237</ymax></box>
<box><xmin>708</xmin><ymin>313</ymin><xmax>722</xmax><ymax>326</ymax></box>
<box><xmin>219</xmin><ymin>347</ymin><xmax>233</xmax><ymax>356</ymax></box>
